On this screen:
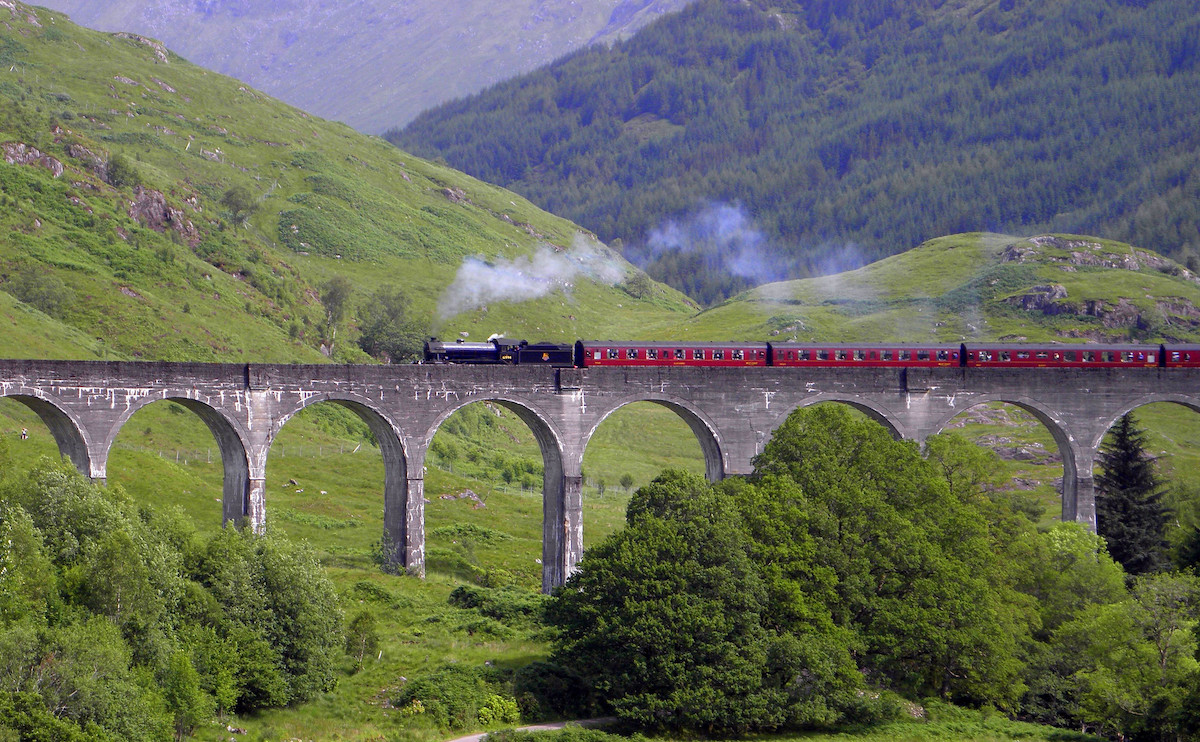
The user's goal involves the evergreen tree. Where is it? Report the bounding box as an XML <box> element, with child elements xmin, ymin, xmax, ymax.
<box><xmin>1095</xmin><ymin>413</ymin><xmax>1169</xmax><ymax>575</ymax></box>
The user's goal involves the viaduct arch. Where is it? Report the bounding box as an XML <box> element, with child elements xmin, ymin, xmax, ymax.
<box><xmin>3</xmin><ymin>360</ymin><xmax>1198</xmax><ymax>591</ymax></box>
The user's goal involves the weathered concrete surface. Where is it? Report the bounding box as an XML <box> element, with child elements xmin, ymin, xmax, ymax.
<box><xmin>3</xmin><ymin>360</ymin><xmax>1197</xmax><ymax>591</ymax></box>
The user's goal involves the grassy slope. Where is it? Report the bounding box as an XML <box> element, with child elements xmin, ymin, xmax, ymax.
<box><xmin>1</xmin><ymin>1</ymin><xmax>695</xmax><ymax>363</ymax></box>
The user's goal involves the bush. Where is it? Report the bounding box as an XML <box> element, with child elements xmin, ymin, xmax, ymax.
<box><xmin>392</xmin><ymin>665</ymin><xmax>495</xmax><ymax>729</ymax></box>
<box><xmin>105</xmin><ymin>153</ymin><xmax>140</xmax><ymax>188</ymax></box>
<box><xmin>449</xmin><ymin>585</ymin><xmax>547</xmax><ymax>626</ymax></box>
<box><xmin>477</xmin><ymin>693</ymin><xmax>521</xmax><ymax>726</ymax></box>
<box><xmin>512</xmin><ymin>661</ymin><xmax>591</xmax><ymax>719</ymax></box>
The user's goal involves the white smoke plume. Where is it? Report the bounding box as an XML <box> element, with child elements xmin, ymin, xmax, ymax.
<box><xmin>645</xmin><ymin>202</ymin><xmax>787</xmax><ymax>285</ymax></box>
<box><xmin>435</xmin><ymin>235</ymin><xmax>626</xmax><ymax>323</ymax></box>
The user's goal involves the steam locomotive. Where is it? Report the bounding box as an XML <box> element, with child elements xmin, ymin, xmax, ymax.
<box><xmin>424</xmin><ymin>338</ymin><xmax>1200</xmax><ymax>369</ymax></box>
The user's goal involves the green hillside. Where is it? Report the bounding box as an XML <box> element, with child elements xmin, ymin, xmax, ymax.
<box><xmin>392</xmin><ymin>0</ymin><xmax>1200</xmax><ymax>305</ymax></box>
<box><xmin>0</xmin><ymin>1</ymin><xmax>694</xmax><ymax>363</ymax></box>
<box><xmin>677</xmin><ymin>232</ymin><xmax>1200</xmax><ymax>343</ymax></box>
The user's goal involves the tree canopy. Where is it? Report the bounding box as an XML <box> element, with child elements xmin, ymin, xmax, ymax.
<box><xmin>546</xmin><ymin>405</ymin><xmax>1200</xmax><ymax>739</ymax></box>
<box><xmin>0</xmin><ymin>458</ymin><xmax>343</xmax><ymax>739</ymax></box>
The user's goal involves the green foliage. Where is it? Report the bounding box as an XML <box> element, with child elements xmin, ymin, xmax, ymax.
<box><xmin>511</xmin><ymin>662</ymin><xmax>590</xmax><ymax>720</ymax></box>
<box><xmin>477</xmin><ymin>693</ymin><xmax>520</xmax><ymax>726</ymax></box>
<box><xmin>1096</xmin><ymin>413</ymin><xmax>1170</xmax><ymax>575</ymax></box>
<box><xmin>392</xmin><ymin>665</ymin><xmax>501</xmax><ymax>730</ymax></box>
<box><xmin>104</xmin><ymin>152</ymin><xmax>140</xmax><ymax>188</ymax></box>
<box><xmin>344</xmin><ymin>608</ymin><xmax>379</xmax><ymax>671</ymax></box>
<box><xmin>2</xmin><ymin>265</ymin><xmax>76</xmax><ymax>318</ymax></box>
<box><xmin>220</xmin><ymin>184</ymin><xmax>258</xmax><ymax>223</ymax></box>
<box><xmin>163</xmin><ymin>651</ymin><xmax>212</xmax><ymax>741</ymax></box>
<box><xmin>356</xmin><ymin>286</ymin><xmax>426</xmax><ymax>362</ymax></box>
<box><xmin>448</xmin><ymin>585</ymin><xmax>546</xmax><ymax>627</ymax></box>
<box><xmin>550</xmin><ymin>469</ymin><xmax>857</xmax><ymax>734</ymax></box>
<box><xmin>394</xmin><ymin>0</ymin><xmax>1200</xmax><ymax>303</ymax></box>
<box><xmin>0</xmin><ymin>458</ymin><xmax>343</xmax><ymax>736</ymax></box>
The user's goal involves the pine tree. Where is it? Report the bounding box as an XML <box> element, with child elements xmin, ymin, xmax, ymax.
<box><xmin>1095</xmin><ymin>413</ymin><xmax>1169</xmax><ymax>575</ymax></box>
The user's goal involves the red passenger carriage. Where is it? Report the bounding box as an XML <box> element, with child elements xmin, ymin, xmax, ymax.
<box><xmin>769</xmin><ymin>343</ymin><xmax>961</xmax><ymax>367</ymax></box>
<box><xmin>576</xmin><ymin>340</ymin><xmax>768</xmax><ymax>367</ymax></box>
<box><xmin>964</xmin><ymin>344</ymin><xmax>1158</xmax><ymax>368</ymax></box>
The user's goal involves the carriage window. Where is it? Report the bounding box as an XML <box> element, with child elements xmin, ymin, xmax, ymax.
<box><xmin>674</xmin><ymin>349</ymin><xmax>685</xmax><ymax>360</ymax></box>
<box><xmin>1036</xmin><ymin>351</ymin><xmax>1049</xmax><ymax>359</ymax></box>
<box><xmin>854</xmin><ymin>350</ymin><xmax>866</xmax><ymax>361</ymax></box>
<box><xmin>693</xmin><ymin>349</ymin><xmax>705</xmax><ymax>360</ymax></box>
<box><xmin>799</xmin><ymin>350</ymin><xmax>811</xmax><ymax>361</ymax></box>
<box><xmin>1083</xmin><ymin>351</ymin><xmax>1095</xmax><ymax>362</ymax></box>
<box><xmin>937</xmin><ymin>350</ymin><xmax>948</xmax><ymax>361</ymax></box>
<box><xmin>627</xmin><ymin>348</ymin><xmax>639</xmax><ymax>359</ymax></box>
<box><xmin>647</xmin><ymin>349</ymin><xmax>659</xmax><ymax>359</ymax></box>
<box><xmin>817</xmin><ymin>350</ymin><xmax>830</xmax><ymax>361</ymax></box>
<box><xmin>713</xmin><ymin>350</ymin><xmax>724</xmax><ymax>360</ymax></box>
<box><xmin>1103</xmin><ymin>351</ymin><xmax>1116</xmax><ymax>362</ymax></box>
<box><xmin>881</xmin><ymin>350</ymin><xmax>893</xmax><ymax>361</ymax></box>
<box><xmin>1000</xmin><ymin>351</ymin><xmax>1011</xmax><ymax>361</ymax></box>
<box><xmin>1121</xmin><ymin>352</ymin><xmax>1134</xmax><ymax>362</ymax></box>
<box><xmin>899</xmin><ymin>350</ymin><xmax>911</xmax><ymax>361</ymax></box>
<box><xmin>1065</xmin><ymin>351</ymin><xmax>1077</xmax><ymax>362</ymax></box>
<box><xmin>607</xmin><ymin>348</ymin><xmax>619</xmax><ymax>360</ymax></box>
<box><xmin>733</xmin><ymin>349</ymin><xmax>745</xmax><ymax>360</ymax></box>
<box><xmin>1172</xmin><ymin>351</ymin><xmax>1182</xmax><ymax>362</ymax></box>
<box><xmin>1017</xmin><ymin>351</ymin><xmax>1030</xmax><ymax>359</ymax></box>
<box><xmin>979</xmin><ymin>351</ymin><xmax>992</xmax><ymax>361</ymax></box>
<box><xmin>917</xmin><ymin>350</ymin><xmax>930</xmax><ymax>361</ymax></box>
<box><xmin>1147</xmin><ymin>352</ymin><xmax>1155</xmax><ymax>363</ymax></box>
<box><xmin>835</xmin><ymin>350</ymin><xmax>848</xmax><ymax>361</ymax></box>
<box><xmin>593</xmin><ymin>351</ymin><xmax>602</xmax><ymax>360</ymax></box>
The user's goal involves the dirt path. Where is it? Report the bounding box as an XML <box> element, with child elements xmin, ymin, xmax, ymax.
<box><xmin>443</xmin><ymin>717</ymin><xmax>616</xmax><ymax>742</ymax></box>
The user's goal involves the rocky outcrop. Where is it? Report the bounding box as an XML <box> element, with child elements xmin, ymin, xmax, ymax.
<box><xmin>113</xmin><ymin>32</ymin><xmax>169</xmax><ymax>64</ymax></box>
<box><xmin>1005</xmin><ymin>284</ymin><xmax>1068</xmax><ymax>312</ymax></box>
<box><xmin>1004</xmin><ymin>234</ymin><xmax>1194</xmax><ymax>278</ymax></box>
<box><xmin>3</xmin><ymin>142</ymin><xmax>64</xmax><ymax>177</ymax></box>
<box><xmin>127</xmin><ymin>187</ymin><xmax>200</xmax><ymax>246</ymax></box>
<box><xmin>66</xmin><ymin>143</ymin><xmax>106</xmax><ymax>179</ymax></box>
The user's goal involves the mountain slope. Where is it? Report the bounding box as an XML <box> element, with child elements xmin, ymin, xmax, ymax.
<box><xmin>391</xmin><ymin>0</ymin><xmax>1200</xmax><ymax>303</ymax></box>
<box><xmin>30</xmin><ymin>0</ymin><xmax>695</xmax><ymax>133</ymax></box>
<box><xmin>0</xmin><ymin>1</ymin><xmax>694</xmax><ymax>362</ymax></box>
<box><xmin>673</xmin><ymin>232</ymin><xmax>1200</xmax><ymax>345</ymax></box>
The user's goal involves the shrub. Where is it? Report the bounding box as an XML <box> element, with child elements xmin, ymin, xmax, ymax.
<box><xmin>512</xmin><ymin>661</ymin><xmax>591</xmax><ymax>719</ymax></box>
<box><xmin>392</xmin><ymin>665</ymin><xmax>494</xmax><ymax>729</ymax></box>
<box><xmin>478</xmin><ymin>693</ymin><xmax>520</xmax><ymax>726</ymax></box>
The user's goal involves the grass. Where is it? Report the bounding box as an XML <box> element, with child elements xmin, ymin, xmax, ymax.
<box><xmin>1</xmin><ymin>1</ymin><xmax>697</xmax><ymax>364</ymax></box>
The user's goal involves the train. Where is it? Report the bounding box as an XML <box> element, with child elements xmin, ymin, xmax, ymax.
<box><xmin>425</xmin><ymin>338</ymin><xmax>1200</xmax><ymax>369</ymax></box>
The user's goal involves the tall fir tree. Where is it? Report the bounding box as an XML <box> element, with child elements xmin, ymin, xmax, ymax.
<box><xmin>1095</xmin><ymin>413</ymin><xmax>1169</xmax><ymax>575</ymax></box>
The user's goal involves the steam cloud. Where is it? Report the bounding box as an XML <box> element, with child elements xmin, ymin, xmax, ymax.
<box><xmin>644</xmin><ymin>202</ymin><xmax>787</xmax><ymax>285</ymax></box>
<box><xmin>435</xmin><ymin>236</ymin><xmax>626</xmax><ymax>323</ymax></box>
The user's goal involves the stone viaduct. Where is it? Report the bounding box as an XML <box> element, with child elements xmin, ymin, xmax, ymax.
<box><xmin>2</xmin><ymin>359</ymin><xmax>1197</xmax><ymax>591</ymax></box>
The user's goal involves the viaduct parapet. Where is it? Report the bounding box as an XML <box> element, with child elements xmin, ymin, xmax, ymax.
<box><xmin>3</xmin><ymin>360</ymin><xmax>1196</xmax><ymax>591</ymax></box>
